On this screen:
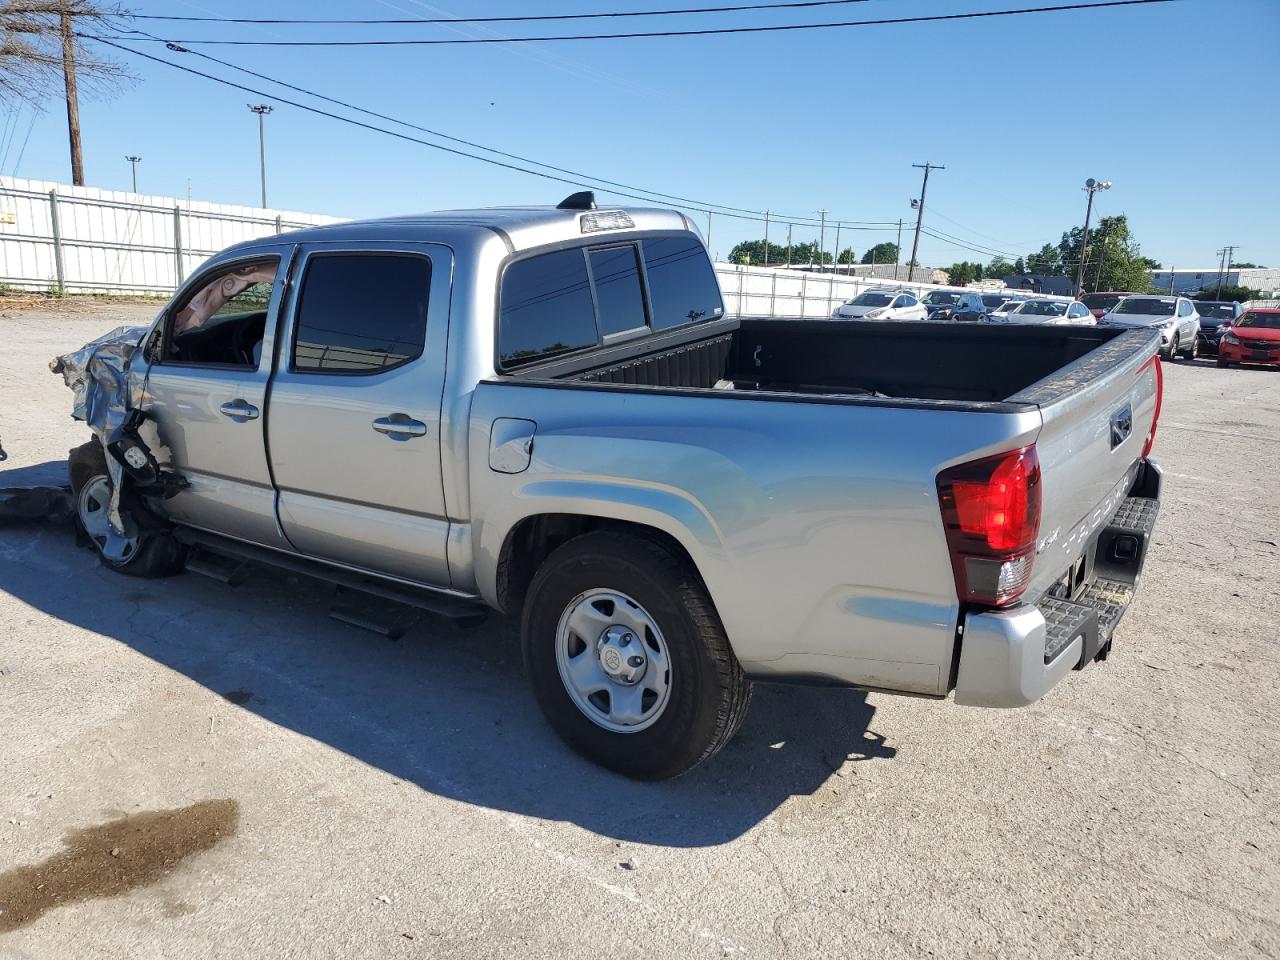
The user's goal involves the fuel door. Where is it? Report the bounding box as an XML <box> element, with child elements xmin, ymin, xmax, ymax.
<box><xmin>489</xmin><ymin>418</ymin><xmax>537</xmax><ymax>474</ymax></box>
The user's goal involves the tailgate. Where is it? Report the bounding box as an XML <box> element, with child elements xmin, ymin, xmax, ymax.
<box><xmin>1011</xmin><ymin>330</ymin><xmax>1161</xmax><ymax>602</ymax></box>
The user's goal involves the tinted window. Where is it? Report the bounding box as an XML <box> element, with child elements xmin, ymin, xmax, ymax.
<box><xmin>1237</xmin><ymin>312</ymin><xmax>1280</xmax><ymax>329</ymax></box>
<box><xmin>1081</xmin><ymin>293</ymin><xmax>1124</xmax><ymax>311</ymax></box>
<box><xmin>901</xmin><ymin>294</ymin><xmax>918</xmax><ymax>307</ymax></box>
<box><xmin>923</xmin><ymin>291</ymin><xmax>959</xmax><ymax>305</ymax></box>
<box><xmin>499</xmin><ymin>248</ymin><xmax>598</xmax><ymax>368</ymax></box>
<box><xmin>642</xmin><ymin>237</ymin><xmax>723</xmax><ymax>330</ymax></box>
<box><xmin>589</xmin><ymin>245</ymin><xmax>647</xmax><ymax>336</ymax></box>
<box><xmin>1196</xmin><ymin>303</ymin><xmax>1236</xmax><ymax>321</ymax></box>
<box><xmin>851</xmin><ymin>291</ymin><xmax>893</xmax><ymax>306</ymax></box>
<box><xmin>981</xmin><ymin>295</ymin><xmax>1008</xmax><ymax>308</ymax></box>
<box><xmin>1114</xmin><ymin>297</ymin><xmax>1175</xmax><ymax>315</ymax></box>
<box><xmin>167</xmin><ymin>258</ymin><xmax>279</xmax><ymax>367</ymax></box>
<box><xmin>293</xmin><ymin>254</ymin><xmax>430</xmax><ymax>373</ymax></box>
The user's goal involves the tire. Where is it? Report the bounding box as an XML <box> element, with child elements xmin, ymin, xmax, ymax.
<box><xmin>522</xmin><ymin>530</ymin><xmax>751</xmax><ymax>780</ymax></box>
<box><xmin>68</xmin><ymin>440</ymin><xmax>186</xmax><ymax>578</ymax></box>
<box><xmin>1165</xmin><ymin>334</ymin><xmax>1179</xmax><ymax>361</ymax></box>
<box><xmin>1183</xmin><ymin>336</ymin><xmax>1198</xmax><ymax>360</ymax></box>
<box><xmin>1217</xmin><ymin>358</ymin><xmax>1231</xmax><ymax>368</ymax></box>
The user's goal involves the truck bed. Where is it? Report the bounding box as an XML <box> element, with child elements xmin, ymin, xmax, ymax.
<box><xmin>541</xmin><ymin>318</ymin><xmax>1149</xmax><ymax>407</ymax></box>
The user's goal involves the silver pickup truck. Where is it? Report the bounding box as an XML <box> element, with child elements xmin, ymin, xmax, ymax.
<box><xmin>60</xmin><ymin>193</ymin><xmax>1164</xmax><ymax>779</ymax></box>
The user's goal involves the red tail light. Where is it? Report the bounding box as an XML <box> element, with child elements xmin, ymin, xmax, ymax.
<box><xmin>937</xmin><ymin>445</ymin><xmax>1042</xmax><ymax>608</ymax></box>
<box><xmin>1141</xmin><ymin>356</ymin><xmax>1162</xmax><ymax>459</ymax></box>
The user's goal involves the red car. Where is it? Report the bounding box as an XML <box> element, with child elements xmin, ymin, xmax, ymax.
<box><xmin>1079</xmin><ymin>291</ymin><xmax>1139</xmax><ymax>320</ymax></box>
<box><xmin>1217</xmin><ymin>308</ymin><xmax>1280</xmax><ymax>368</ymax></box>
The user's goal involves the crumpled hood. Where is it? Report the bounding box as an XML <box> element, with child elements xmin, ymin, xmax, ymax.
<box><xmin>51</xmin><ymin>324</ymin><xmax>149</xmax><ymax>436</ymax></box>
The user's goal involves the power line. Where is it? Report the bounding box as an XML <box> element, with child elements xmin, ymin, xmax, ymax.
<box><xmin>102</xmin><ymin>0</ymin><xmax>1174</xmax><ymax>46</ymax></box>
<box><xmin>123</xmin><ymin>33</ymin><xmax>893</xmax><ymax>229</ymax></box>
<box><xmin>87</xmin><ymin>35</ymin><xmax>900</xmax><ymax>232</ymax></box>
<box><xmin>111</xmin><ymin>0</ymin><xmax>882</xmax><ymax>25</ymax></box>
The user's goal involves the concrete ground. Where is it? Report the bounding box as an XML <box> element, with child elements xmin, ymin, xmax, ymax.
<box><xmin>1</xmin><ymin>299</ymin><xmax>1277</xmax><ymax>959</ymax></box>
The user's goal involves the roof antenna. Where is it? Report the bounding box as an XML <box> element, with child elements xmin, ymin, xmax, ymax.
<box><xmin>557</xmin><ymin>191</ymin><xmax>597</xmax><ymax>211</ymax></box>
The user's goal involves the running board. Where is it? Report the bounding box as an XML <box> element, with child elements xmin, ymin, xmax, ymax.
<box><xmin>172</xmin><ymin>528</ymin><xmax>488</xmax><ymax>629</ymax></box>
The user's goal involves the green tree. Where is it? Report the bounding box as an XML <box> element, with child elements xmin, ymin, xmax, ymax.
<box><xmin>1194</xmin><ymin>285</ymin><xmax>1262</xmax><ymax>302</ymax></box>
<box><xmin>1013</xmin><ymin>257</ymin><xmax>1026</xmax><ymax>274</ymax></box>
<box><xmin>986</xmin><ymin>257</ymin><xmax>1016</xmax><ymax>278</ymax></box>
<box><xmin>861</xmin><ymin>242</ymin><xmax>900</xmax><ymax>265</ymax></box>
<box><xmin>1025</xmin><ymin>243</ymin><xmax>1062</xmax><ymax>276</ymax></box>
<box><xmin>1232</xmin><ymin>262</ymin><xmax>1264</xmax><ymax>269</ymax></box>
<box><xmin>946</xmin><ymin>262</ymin><xmax>979</xmax><ymax>286</ymax></box>
<box><xmin>727</xmin><ymin>239</ymin><xmax>789</xmax><ymax>266</ymax></box>
<box><xmin>836</xmin><ymin>247</ymin><xmax>858</xmax><ymax>265</ymax></box>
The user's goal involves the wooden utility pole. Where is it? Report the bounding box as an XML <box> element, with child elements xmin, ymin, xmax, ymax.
<box><xmin>60</xmin><ymin>6</ymin><xmax>85</xmax><ymax>185</ymax></box>
<box><xmin>908</xmin><ymin>162</ymin><xmax>944</xmax><ymax>282</ymax></box>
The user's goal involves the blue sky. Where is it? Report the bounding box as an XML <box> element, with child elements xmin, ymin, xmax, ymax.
<box><xmin>4</xmin><ymin>0</ymin><xmax>1278</xmax><ymax>269</ymax></box>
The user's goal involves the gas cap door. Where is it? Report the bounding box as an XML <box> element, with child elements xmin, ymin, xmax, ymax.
<box><xmin>489</xmin><ymin>418</ymin><xmax>537</xmax><ymax>474</ymax></box>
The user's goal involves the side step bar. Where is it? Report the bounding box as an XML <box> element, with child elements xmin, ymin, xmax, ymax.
<box><xmin>173</xmin><ymin>528</ymin><xmax>488</xmax><ymax>634</ymax></box>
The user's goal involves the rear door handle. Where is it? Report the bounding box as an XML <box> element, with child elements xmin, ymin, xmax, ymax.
<box><xmin>219</xmin><ymin>399</ymin><xmax>259</xmax><ymax>422</ymax></box>
<box><xmin>372</xmin><ymin>414</ymin><xmax>428</xmax><ymax>440</ymax></box>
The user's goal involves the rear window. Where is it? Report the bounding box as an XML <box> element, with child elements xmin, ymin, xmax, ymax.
<box><xmin>293</xmin><ymin>253</ymin><xmax>430</xmax><ymax>373</ymax></box>
<box><xmin>1018</xmin><ymin>300</ymin><xmax>1067</xmax><ymax>316</ymax></box>
<box><xmin>923</xmin><ymin>291</ymin><xmax>959</xmax><ymax>305</ymax></box>
<box><xmin>981</xmin><ymin>295</ymin><xmax>1008</xmax><ymax>308</ymax></box>
<box><xmin>589</xmin><ymin>246</ymin><xmax>647</xmax><ymax>337</ymax></box>
<box><xmin>499</xmin><ymin>249</ymin><xmax>598</xmax><ymax>369</ymax></box>
<box><xmin>642</xmin><ymin>236</ymin><xmax>723</xmax><ymax>330</ymax></box>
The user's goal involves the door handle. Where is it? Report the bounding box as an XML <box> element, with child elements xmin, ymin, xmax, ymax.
<box><xmin>372</xmin><ymin>414</ymin><xmax>428</xmax><ymax>440</ymax></box>
<box><xmin>219</xmin><ymin>399</ymin><xmax>260</xmax><ymax>422</ymax></box>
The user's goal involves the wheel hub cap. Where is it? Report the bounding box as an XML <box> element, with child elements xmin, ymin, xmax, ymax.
<box><xmin>555</xmin><ymin>589</ymin><xmax>672</xmax><ymax>734</ymax></box>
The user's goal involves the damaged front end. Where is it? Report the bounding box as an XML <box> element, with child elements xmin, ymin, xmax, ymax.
<box><xmin>50</xmin><ymin>324</ymin><xmax>185</xmax><ymax>558</ymax></box>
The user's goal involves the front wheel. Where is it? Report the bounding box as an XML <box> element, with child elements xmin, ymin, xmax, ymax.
<box><xmin>522</xmin><ymin>530</ymin><xmax>751</xmax><ymax>780</ymax></box>
<box><xmin>1165</xmin><ymin>334</ymin><xmax>1180</xmax><ymax>361</ymax></box>
<box><xmin>1183</xmin><ymin>336</ymin><xmax>1199</xmax><ymax>360</ymax></box>
<box><xmin>69</xmin><ymin>441</ymin><xmax>186</xmax><ymax>577</ymax></box>
<box><xmin>1217</xmin><ymin>358</ymin><xmax>1232</xmax><ymax>368</ymax></box>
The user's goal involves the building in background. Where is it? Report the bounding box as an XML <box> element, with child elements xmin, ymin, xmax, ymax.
<box><xmin>1149</xmin><ymin>267</ymin><xmax>1280</xmax><ymax>296</ymax></box>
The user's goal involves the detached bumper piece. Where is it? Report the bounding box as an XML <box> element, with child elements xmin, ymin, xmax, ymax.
<box><xmin>955</xmin><ymin>459</ymin><xmax>1161</xmax><ymax>708</ymax></box>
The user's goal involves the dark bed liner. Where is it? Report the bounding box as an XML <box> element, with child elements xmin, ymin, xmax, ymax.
<box><xmin>542</xmin><ymin>319</ymin><xmax>1145</xmax><ymax>405</ymax></box>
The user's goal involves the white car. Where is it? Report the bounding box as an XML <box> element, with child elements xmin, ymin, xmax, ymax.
<box><xmin>832</xmin><ymin>289</ymin><xmax>928</xmax><ymax>321</ymax></box>
<box><xmin>1100</xmin><ymin>295</ymin><xmax>1201</xmax><ymax>360</ymax></box>
<box><xmin>988</xmin><ymin>297</ymin><xmax>1030</xmax><ymax>320</ymax></box>
<box><xmin>1002</xmin><ymin>299</ymin><xmax>1096</xmax><ymax>325</ymax></box>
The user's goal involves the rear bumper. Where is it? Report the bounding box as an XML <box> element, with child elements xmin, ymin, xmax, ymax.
<box><xmin>953</xmin><ymin>459</ymin><xmax>1162</xmax><ymax>708</ymax></box>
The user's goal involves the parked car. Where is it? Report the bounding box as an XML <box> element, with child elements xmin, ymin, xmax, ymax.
<box><xmin>988</xmin><ymin>297</ymin><xmax>1030</xmax><ymax>320</ymax></box>
<box><xmin>920</xmin><ymin>289</ymin><xmax>964</xmax><ymax>320</ymax></box>
<box><xmin>951</xmin><ymin>291</ymin><xmax>989</xmax><ymax>322</ymax></box>
<box><xmin>1192</xmin><ymin>300</ymin><xmax>1243</xmax><ymax>354</ymax></box>
<box><xmin>1216</xmin><ymin>308</ymin><xmax>1280</xmax><ymax>368</ymax></box>
<box><xmin>1100</xmin><ymin>295</ymin><xmax>1201</xmax><ymax>360</ymax></box>
<box><xmin>1080</xmin><ymin>291</ymin><xmax>1138</xmax><ymax>320</ymax></box>
<box><xmin>57</xmin><ymin>194</ymin><xmax>1165</xmax><ymax>780</ymax></box>
<box><xmin>833</xmin><ymin>288</ymin><xmax>927</xmax><ymax>321</ymax></box>
<box><xmin>1002</xmin><ymin>299</ymin><xmax>1096</xmax><ymax>325</ymax></box>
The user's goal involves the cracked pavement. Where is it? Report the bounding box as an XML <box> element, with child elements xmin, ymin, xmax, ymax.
<box><xmin>1</xmin><ymin>300</ymin><xmax>1277</xmax><ymax>959</ymax></box>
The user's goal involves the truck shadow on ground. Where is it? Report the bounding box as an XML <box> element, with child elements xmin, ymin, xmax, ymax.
<box><xmin>0</xmin><ymin>521</ymin><xmax>898</xmax><ymax>848</ymax></box>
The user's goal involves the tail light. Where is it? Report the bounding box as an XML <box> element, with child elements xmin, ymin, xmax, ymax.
<box><xmin>937</xmin><ymin>446</ymin><xmax>1042</xmax><ymax>608</ymax></box>
<box><xmin>1140</xmin><ymin>355</ymin><xmax>1163</xmax><ymax>459</ymax></box>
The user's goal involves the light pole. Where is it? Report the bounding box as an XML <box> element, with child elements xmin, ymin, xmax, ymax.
<box><xmin>908</xmin><ymin>161</ymin><xmax>944</xmax><ymax>282</ymax></box>
<box><xmin>247</xmin><ymin>103</ymin><xmax>273</xmax><ymax>208</ymax></box>
<box><xmin>816</xmin><ymin>209</ymin><xmax>828</xmax><ymax>270</ymax></box>
<box><xmin>763</xmin><ymin>210</ymin><xmax>771</xmax><ymax>267</ymax></box>
<box><xmin>125</xmin><ymin>155</ymin><xmax>141</xmax><ymax>193</ymax></box>
<box><xmin>1074</xmin><ymin>177</ymin><xmax>1111</xmax><ymax>295</ymax></box>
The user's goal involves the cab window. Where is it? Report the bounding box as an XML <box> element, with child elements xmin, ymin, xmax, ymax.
<box><xmin>166</xmin><ymin>258</ymin><xmax>280</xmax><ymax>368</ymax></box>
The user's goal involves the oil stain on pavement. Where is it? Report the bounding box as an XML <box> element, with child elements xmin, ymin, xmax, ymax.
<box><xmin>0</xmin><ymin>798</ymin><xmax>238</xmax><ymax>932</ymax></box>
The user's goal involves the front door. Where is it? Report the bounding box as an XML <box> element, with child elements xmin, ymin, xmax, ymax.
<box><xmin>266</xmin><ymin>243</ymin><xmax>452</xmax><ymax>586</ymax></box>
<box><xmin>144</xmin><ymin>247</ymin><xmax>294</xmax><ymax>548</ymax></box>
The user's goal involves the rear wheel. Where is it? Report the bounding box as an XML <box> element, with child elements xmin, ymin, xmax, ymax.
<box><xmin>1165</xmin><ymin>334</ymin><xmax>1180</xmax><ymax>361</ymax></box>
<box><xmin>69</xmin><ymin>441</ymin><xmax>186</xmax><ymax>577</ymax></box>
<box><xmin>1182</xmin><ymin>336</ymin><xmax>1199</xmax><ymax>360</ymax></box>
<box><xmin>522</xmin><ymin>530</ymin><xmax>751</xmax><ymax>780</ymax></box>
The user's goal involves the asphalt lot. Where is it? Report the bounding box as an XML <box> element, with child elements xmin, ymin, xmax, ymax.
<box><xmin>1</xmin><ymin>298</ymin><xmax>1277</xmax><ymax>959</ymax></box>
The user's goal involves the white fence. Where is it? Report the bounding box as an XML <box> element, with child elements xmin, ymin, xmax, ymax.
<box><xmin>0</xmin><ymin>177</ymin><xmax>340</xmax><ymax>295</ymax></box>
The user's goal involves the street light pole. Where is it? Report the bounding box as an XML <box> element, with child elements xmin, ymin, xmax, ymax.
<box><xmin>1074</xmin><ymin>177</ymin><xmax>1111</xmax><ymax>295</ymax></box>
<box><xmin>763</xmin><ymin>210</ymin><xmax>770</xmax><ymax>268</ymax></box>
<box><xmin>894</xmin><ymin>218</ymin><xmax>903</xmax><ymax>280</ymax></box>
<box><xmin>908</xmin><ymin>162</ymin><xmax>944</xmax><ymax>282</ymax></box>
<box><xmin>247</xmin><ymin>103</ymin><xmax>273</xmax><ymax>208</ymax></box>
<box><xmin>125</xmin><ymin>155</ymin><xmax>141</xmax><ymax>194</ymax></box>
<box><xmin>786</xmin><ymin>223</ymin><xmax>793</xmax><ymax>267</ymax></box>
<box><xmin>817</xmin><ymin>209</ymin><xmax>828</xmax><ymax>270</ymax></box>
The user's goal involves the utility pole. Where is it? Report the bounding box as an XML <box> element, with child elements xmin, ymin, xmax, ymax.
<box><xmin>1214</xmin><ymin>247</ymin><xmax>1227</xmax><ymax>297</ymax></box>
<box><xmin>60</xmin><ymin>7</ymin><xmax>84</xmax><ymax>186</ymax></box>
<box><xmin>125</xmin><ymin>155</ymin><xmax>141</xmax><ymax>193</ymax></box>
<box><xmin>786</xmin><ymin>223</ymin><xmax>792</xmax><ymax>267</ymax></box>
<box><xmin>908</xmin><ymin>162</ymin><xmax>944</xmax><ymax>284</ymax></box>
<box><xmin>247</xmin><ymin>103</ymin><xmax>273</xmax><ymax>208</ymax></box>
<box><xmin>1219</xmin><ymin>245</ymin><xmax>1237</xmax><ymax>297</ymax></box>
<box><xmin>1074</xmin><ymin>177</ymin><xmax>1111</xmax><ymax>295</ymax></box>
<box><xmin>833</xmin><ymin>222</ymin><xmax>842</xmax><ymax>275</ymax></box>
<box><xmin>816</xmin><ymin>209</ymin><xmax>828</xmax><ymax>270</ymax></box>
<box><xmin>705</xmin><ymin>212</ymin><xmax>712</xmax><ymax>256</ymax></box>
<box><xmin>762</xmin><ymin>210</ymin><xmax>770</xmax><ymax>267</ymax></box>
<box><xmin>894</xmin><ymin>218</ymin><xmax>903</xmax><ymax>280</ymax></box>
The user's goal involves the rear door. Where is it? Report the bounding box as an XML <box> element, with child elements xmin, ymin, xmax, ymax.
<box><xmin>267</xmin><ymin>242</ymin><xmax>453</xmax><ymax>585</ymax></box>
<box><xmin>144</xmin><ymin>247</ymin><xmax>294</xmax><ymax>549</ymax></box>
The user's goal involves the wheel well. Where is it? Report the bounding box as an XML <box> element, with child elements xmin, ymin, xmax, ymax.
<box><xmin>495</xmin><ymin>514</ymin><xmax>702</xmax><ymax>615</ymax></box>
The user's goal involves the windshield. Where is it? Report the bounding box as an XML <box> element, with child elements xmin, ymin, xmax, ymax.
<box><xmin>850</xmin><ymin>291</ymin><xmax>893</xmax><ymax>306</ymax></box>
<box><xmin>1237</xmin><ymin>312</ymin><xmax>1280</xmax><ymax>329</ymax></box>
<box><xmin>981</xmin><ymin>295</ymin><xmax>1008</xmax><ymax>308</ymax></box>
<box><xmin>1195</xmin><ymin>303</ymin><xmax>1236</xmax><ymax>321</ymax></box>
<box><xmin>1113</xmin><ymin>297</ymin><xmax>1174</xmax><ymax>316</ymax></box>
<box><xmin>923</xmin><ymin>291</ymin><xmax>959</xmax><ymax>305</ymax></box>
<box><xmin>1081</xmin><ymin>293</ymin><xmax>1125</xmax><ymax>311</ymax></box>
<box><xmin>1014</xmin><ymin>300</ymin><xmax>1067</xmax><ymax>316</ymax></box>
